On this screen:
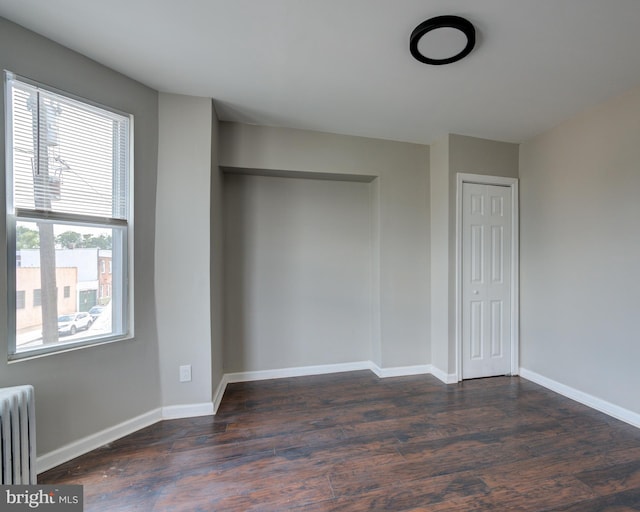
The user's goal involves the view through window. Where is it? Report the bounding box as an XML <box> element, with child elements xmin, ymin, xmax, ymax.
<box><xmin>6</xmin><ymin>73</ymin><xmax>132</xmax><ymax>358</ymax></box>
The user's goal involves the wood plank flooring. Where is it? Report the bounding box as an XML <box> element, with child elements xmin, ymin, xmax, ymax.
<box><xmin>40</xmin><ymin>372</ymin><xmax>640</xmax><ymax>511</ymax></box>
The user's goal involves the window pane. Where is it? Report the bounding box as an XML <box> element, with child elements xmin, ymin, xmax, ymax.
<box><xmin>7</xmin><ymin>73</ymin><xmax>131</xmax><ymax>359</ymax></box>
<box><xmin>10</xmin><ymin>81</ymin><xmax>129</xmax><ymax>219</ymax></box>
<box><xmin>16</xmin><ymin>220</ymin><xmax>121</xmax><ymax>351</ymax></box>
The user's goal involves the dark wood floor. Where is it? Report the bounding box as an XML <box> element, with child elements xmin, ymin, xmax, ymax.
<box><xmin>40</xmin><ymin>372</ymin><xmax>640</xmax><ymax>511</ymax></box>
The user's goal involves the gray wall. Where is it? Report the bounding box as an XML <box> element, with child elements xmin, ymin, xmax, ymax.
<box><xmin>12</xmin><ymin>6</ymin><xmax>638</xmax><ymax>462</ymax></box>
<box><xmin>430</xmin><ymin>134</ymin><xmax>519</xmax><ymax>376</ymax></box>
<box><xmin>224</xmin><ymin>174</ymin><xmax>373</xmax><ymax>371</ymax></box>
<box><xmin>447</xmin><ymin>135</ymin><xmax>520</xmax><ymax>372</ymax></box>
<box><xmin>520</xmin><ymin>85</ymin><xmax>640</xmax><ymax>414</ymax></box>
<box><xmin>219</xmin><ymin>123</ymin><xmax>430</xmax><ymax>369</ymax></box>
<box><xmin>210</xmin><ymin>104</ymin><xmax>224</xmax><ymax>399</ymax></box>
<box><xmin>448</xmin><ymin>134</ymin><xmax>520</xmax><ymax>179</ymax></box>
<box><xmin>0</xmin><ymin>18</ymin><xmax>160</xmax><ymax>455</ymax></box>
<box><xmin>156</xmin><ymin>93</ymin><xmax>212</xmax><ymax>406</ymax></box>
<box><xmin>429</xmin><ymin>136</ymin><xmax>450</xmax><ymax>374</ymax></box>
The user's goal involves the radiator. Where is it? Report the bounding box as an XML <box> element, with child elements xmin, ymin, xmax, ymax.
<box><xmin>0</xmin><ymin>385</ymin><xmax>37</xmax><ymax>484</ymax></box>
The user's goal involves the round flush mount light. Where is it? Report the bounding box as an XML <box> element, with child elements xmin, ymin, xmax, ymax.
<box><xmin>410</xmin><ymin>15</ymin><xmax>476</xmax><ymax>65</ymax></box>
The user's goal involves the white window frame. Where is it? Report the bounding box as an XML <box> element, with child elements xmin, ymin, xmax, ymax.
<box><xmin>5</xmin><ymin>71</ymin><xmax>134</xmax><ymax>361</ymax></box>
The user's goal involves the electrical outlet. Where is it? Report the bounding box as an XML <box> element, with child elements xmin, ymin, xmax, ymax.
<box><xmin>179</xmin><ymin>365</ymin><xmax>192</xmax><ymax>382</ymax></box>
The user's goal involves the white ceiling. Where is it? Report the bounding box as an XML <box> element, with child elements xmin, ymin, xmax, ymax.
<box><xmin>2</xmin><ymin>0</ymin><xmax>640</xmax><ymax>145</ymax></box>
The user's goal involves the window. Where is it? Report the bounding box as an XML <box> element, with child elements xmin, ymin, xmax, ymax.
<box><xmin>101</xmin><ymin>260</ymin><xmax>106</xmax><ymax>274</ymax></box>
<box><xmin>6</xmin><ymin>72</ymin><xmax>133</xmax><ymax>359</ymax></box>
<box><xmin>16</xmin><ymin>291</ymin><xmax>25</xmax><ymax>309</ymax></box>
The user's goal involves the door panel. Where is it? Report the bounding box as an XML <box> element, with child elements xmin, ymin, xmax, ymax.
<box><xmin>470</xmin><ymin>301</ymin><xmax>483</xmax><ymax>359</ymax></box>
<box><xmin>490</xmin><ymin>300</ymin><xmax>503</xmax><ymax>357</ymax></box>
<box><xmin>491</xmin><ymin>226</ymin><xmax>503</xmax><ymax>283</ymax></box>
<box><xmin>462</xmin><ymin>183</ymin><xmax>512</xmax><ymax>379</ymax></box>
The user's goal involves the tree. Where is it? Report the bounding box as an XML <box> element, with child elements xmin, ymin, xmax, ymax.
<box><xmin>56</xmin><ymin>231</ymin><xmax>112</xmax><ymax>249</ymax></box>
<box><xmin>16</xmin><ymin>226</ymin><xmax>40</xmax><ymax>249</ymax></box>
<box><xmin>87</xmin><ymin>233</ymin><xmax>112</xmax><ymax>249</ymax></box>
<box><xmin>56</xmin><ymin>230</ymin><xmax>84</xmax><ymax>249</ymax></box>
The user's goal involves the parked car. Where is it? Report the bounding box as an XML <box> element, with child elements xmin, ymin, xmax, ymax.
<box><xmin>88</xmin><ymin>305</ymin><xmax>104</xmax><ymax>321</ymax></box>
<box><xmin>58</xmin><ymin>312</ymin><xmax>92</xmax><ymax>336</ymax></box>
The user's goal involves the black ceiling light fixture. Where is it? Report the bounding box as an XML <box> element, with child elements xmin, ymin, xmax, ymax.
<box><xmin>410</xmin><ymin>15</ymin><xmax>476</xmax><ymax>65</ymax></box>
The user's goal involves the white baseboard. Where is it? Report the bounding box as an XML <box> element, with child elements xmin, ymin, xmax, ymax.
<box><xmin>213</xmin><ymin>375</ymin><xmax>228</xmax><ymax>414</ymax></box>
<box><xmin>39</xmin><ymin>364</ymin><xmax>640</xmax><ymax>478</ymax></box>
<box><xmin>37</xmin><ymin>361</ymin><xmax>446</xmax><ymax>475</ymax></box>
<box><xmin>224</xmin><ymin>361</ymin><xmax>440</xmax><ymax>384</ymax></box>
<box><xmin>430</xmin><ymin>366</ymin><xmax>459</xmax><ymax>384</ymax></box>
<box><xmin>224</xmin><ymin>361</ymin><xmax>374</xmax><ymax>384</ymax></box>
<box><xmin>214</xmin><ymin>361</ymin><xmax>437</xmax><ymax>415</ymax></box>
<box><xmin>161</xmin><ymin>402</ymin><xmax>214</xmax><ymax>420</ymax></box>
<box><xmin>520</xmin><ymin>368</ymin><xmax>640</xmax><ymax>429</ymax></box>
<box><xmin>37</xmin><ymin>408</ymin><xmax>162</xmax><ymax>475</ymax></box>
<box><xmin>370</xmin><ymin>363</ymin><xmax>432</xmax><ymax>379</ymax></box>
<box><xmin>37</xmin><ymin>401</ymin><xmax>218</xmax><ymax>475</ymax></box>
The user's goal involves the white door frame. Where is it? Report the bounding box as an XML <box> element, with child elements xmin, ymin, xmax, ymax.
<box><xmin>455</xmin><ymin>173</ymin><xmax>519</xmax><ymax>382</ymax></box>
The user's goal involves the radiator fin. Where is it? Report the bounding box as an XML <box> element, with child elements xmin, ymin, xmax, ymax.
<box><xmin>0</xmin><ymin>385</ymin><xmax>37</xmax><ymax>484</ymax></box>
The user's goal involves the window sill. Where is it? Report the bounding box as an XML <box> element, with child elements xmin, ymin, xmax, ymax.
<box><xmin>8</xmin><ymin>333</ymin><xmax>134</xmax><ymax>363</ymax></box>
